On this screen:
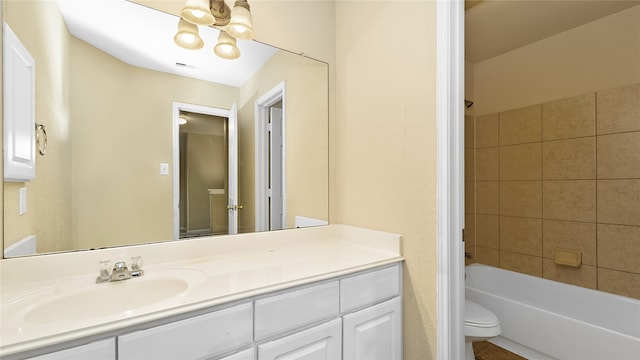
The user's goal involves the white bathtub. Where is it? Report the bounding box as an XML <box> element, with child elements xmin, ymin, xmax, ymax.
<box><xmin>465</xmin><ymin>263</ymin><xmax>640</xmax><ymax>360</ymax></box>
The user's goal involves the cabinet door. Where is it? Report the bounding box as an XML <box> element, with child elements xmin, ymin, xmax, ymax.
<box><xmin>258</xmin><ymin>318</ymin><xmax>341</xmax><ymax>360</ymax></box>
<box><xmin>118</xmin><ymin>302</ymin><xmax>252</xmax><ymax>360</ymax></box>
<box><xmin>27</xmin><ymin>338</ymin><xmax>115</xmax><ymax>360</ymax></box>
<box><xmin>343</xmin><ymin>297</ymin><xmax>402</xmax><ymax>360</ymax></box>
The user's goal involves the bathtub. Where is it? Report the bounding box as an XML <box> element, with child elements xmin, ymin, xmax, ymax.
<box><xmin>465</xmin><ymin>263</ymin><xmax>640</xmax><ymax>360</ymax></box>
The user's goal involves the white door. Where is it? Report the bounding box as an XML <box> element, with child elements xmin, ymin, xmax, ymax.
<box><xmin>343</xmin><ymin>297</ymin><xmax>402</xmax><ymax>360</ymax></box>
<box><xmin>227</xmin><ymin>103</ymin><xmax>239</xmax><ymax>234</ymax></box>
<box><xmin>269</xmin><ymin>106</ymin><xmax>284</xmax><ymax>230</ymax></box>
<box><xmin>257</xmin><ymin>318</ymin><xmax>342</xmax><ymax>360</ymax></box>
<box><xmin>173</xmin><ymin>102</ymin><xmax>238</xmax><ymax>238</ymax></box>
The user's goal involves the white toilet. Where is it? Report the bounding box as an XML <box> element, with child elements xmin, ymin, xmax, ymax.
<box><xmin>465</xmin><ymin>300</ymin><xmax>501</xmax><ymax>360</ymax></box>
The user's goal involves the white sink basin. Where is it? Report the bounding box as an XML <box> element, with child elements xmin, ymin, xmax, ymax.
<box><xmin>9</xmin><ymin>268</ymin><xmax>206</xmax><ymax>325</ymax></box>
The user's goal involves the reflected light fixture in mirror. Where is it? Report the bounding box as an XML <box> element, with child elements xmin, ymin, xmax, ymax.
<box><xmin>226</xmin><ymin>0</ymin><xmax>255</xmax><ymax>40</ymax></box>
<box><xmin>174</xmin><ymin>18</ymin><xmax>204</xmax><ymax>50</ymax></box>
<box><xmin>180</xmin><ymin>0</ymin><xmax>215</xmax><ymax>25</ymax></box>
<box><xmin>175</xmin><ymin>0</ymin><xmax>255</xmax><ymax>59</ymax></box>
<box><xmin>214</xmin><ymin>31</ymin><xmax>240</xmax><ymax>59</ymax></box>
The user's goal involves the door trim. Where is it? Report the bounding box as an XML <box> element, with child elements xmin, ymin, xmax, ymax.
<box><xmin>254</xmin><ymin>81</ymin><xmax>286</xmax><ymax>232</ymax></box>
<box><xmin>172</xmin><ymin>102</ymin><xmax>233</xmax><ymax>239</ymax></box>
<box><xmin>436</xmin><ymin>0</ymin><xmax>465</xmax><ymax>358</ymax></box>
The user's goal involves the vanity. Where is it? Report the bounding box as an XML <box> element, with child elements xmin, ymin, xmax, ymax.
<box><xmin>0</xmin><ymin>225</ymin><xmax>403</xmax><ymax>359</ymax></box>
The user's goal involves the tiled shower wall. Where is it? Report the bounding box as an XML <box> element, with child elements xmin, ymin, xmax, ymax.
<box><xmin>465</xmin><ymin>83</ymin><xmax>640</xmax><ymax>300</ymax></box>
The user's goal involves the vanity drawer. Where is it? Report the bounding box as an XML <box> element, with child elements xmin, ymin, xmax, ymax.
<box><xmin>254</xmin><ymin>281</ymin><xmax>339</xmax><ymax>341</ymax></box>
<box><xmin>118</xmin><ymin>302</ymin><xmax>253</xmax><ymax>360</ymax></box>
<box><xmin>340</xmin><ymin>264</ymin><xmax>401</xmax><ymax>313</ymax></box>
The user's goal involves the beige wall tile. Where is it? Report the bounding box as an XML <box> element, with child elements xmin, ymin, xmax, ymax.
<box><xmin>542</xmin><ymin>260</ymin><xmax>597</xmax><ymax>289</ymax></box>
<box><xmin>542</xmin><ymin>93</ymin><xmax>595</xmax><ymax>140</ymax></box>
<box><xmin>499</xmin><ymin>105</ymin><xmax>541</xmax><ymax>145</ymax></box>
<box><xmin>597</xmin><ymin>132</ymin><xmax>640</xmax><ymax>179</ymax></box>
<box><xmin>465</xmin><ymin>148</ymin><xmax>475</xmax><ymax>181</ymax></box>
<box><xmin>476</xmin><ymin>147</ymin><xmax>499</xmax><ymax>181</ymax></box>
<box><xmin>476</xmin><ymin>246</ymin><xmax>500</xmax><ymax>268</ymax></box>
<box><xmin>476</xmin><ymin>114</ymin><xmax>499</xmax><ymax>148</ymax></box>
<box><xmin>543</xmin><ymin>219</ymin><xmax>597</xmax><ymax>266</ymax></box>
<box><xmin>543</xmin><ymin>180</ymin><xmax>596</xmax><ymax>222</ymax></box>
<box><xmin>598</xmin><ymin>268</ymin><xmax>640</xmax><ymax>299</ymax></box>
<box><xmin>542</xmin><ymin>137</ymin><xmax>596</xmax><ymax>180</ymax></box>
<box><xmin>476</xmin><ymin>181</ymin><xmax>500</xmax><ymax>215</ymax></box>
<box><xmin>500</xmin><ymin>216</ymin><xmax>542</xmax><ymax>256</ymax></box>
<box><xmin>465</xmin><ymin>115</ymin><xmax>475</xmax><ymax>149</ymax></box>
<box><xmin>500</xmin><ymin>143</ymin><xmax>541</xmax><ymax>181</ymax></box>
<box><xmin>500</xmin><ymin>251</ymin><xmax>542</xmax><ymax>277</ymax></box>
<box><xmin>465</xmin><ymin>181</ymin><xmax>475</xmax><ymax>215</ymax></box>
<box><xmin>476</xmin><ymin>214</ymin><xmax>500</xmax><ymax>249</ymax></box>
<box><xmin>598</xmin><ymin>224</ymin><xmax>640</xmax><ymax>274</ymax></box>
<box><xmin>597</xmin><ymin>83</ymin><xmax>640</xmax><ymax>135</ymax></box>
<box><xmin>598</xmin><ymin>179</ymin><xmax>640</xmax><ymax>226</ymax></box>
<box><xmin>500</xmin><ymin>181</ymin><xmax>541</xmax><ymax>218</ymax></box>
<box><xmin>465</xmin><ymin>213</ymin><xmax>476</xmax><ymax>246</ymax></box>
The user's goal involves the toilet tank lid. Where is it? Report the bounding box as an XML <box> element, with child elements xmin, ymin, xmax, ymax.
<box><xmin>465</xmin><ymin>300</ymin><xmax>499</xmax><ymax>327</ymax></box>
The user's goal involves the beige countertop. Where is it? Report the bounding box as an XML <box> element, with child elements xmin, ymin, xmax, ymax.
<box><xmin>0</xmin><ymin>224</ymin><xmax>402</xmax><ymax>357</ymax></box>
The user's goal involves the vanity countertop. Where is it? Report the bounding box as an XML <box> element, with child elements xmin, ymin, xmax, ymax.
<box><xmin>0</xmin><ymin>224</ymin><xmax>402</xmax><ymax>357</ymax></box>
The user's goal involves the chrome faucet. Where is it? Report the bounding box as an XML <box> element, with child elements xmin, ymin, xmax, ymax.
<box><xmin>96</xmin><ymin>257</ymin><xmax>144</xmax><ymax>283</ymax></box>
<box><xmin>111</xmin><ymin>261</ymin><xmax>132</xmax><ymax>281</ymax></box>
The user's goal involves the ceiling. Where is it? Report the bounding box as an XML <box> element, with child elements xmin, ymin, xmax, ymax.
<box><xmin>57</xmin><ymin>0</ymin><xmax>277</xmax><ymax>87</ymax></box>
<box><xmin>465</xmin><ymin>0</ymin><xmax>640</xmax><ymax>63</ymax></box>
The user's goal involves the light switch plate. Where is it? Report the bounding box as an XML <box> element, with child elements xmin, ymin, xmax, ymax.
<box><xmin>160</xmin><ymin>163</ymin><xmax>169</xmax><ymax>176</ymax></box>
<box><xmin>19</xmin><ymin>187</ymin><xmax>27</xmax><ymax>215</ymax></box>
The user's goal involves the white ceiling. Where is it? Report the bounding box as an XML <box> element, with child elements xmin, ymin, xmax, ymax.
<box><xmin>465</xmin><ymin>0</ymin><xmax>640</xmax><ymax>63</ymax></box>
<box><xmin>56</xmin><ymin>0</ymin><xmax>278</xmax><ymax>87</ymax></box>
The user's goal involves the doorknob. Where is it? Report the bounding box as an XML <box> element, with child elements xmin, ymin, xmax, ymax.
<box><xmin>227</xmin><ymin>205</ymin><xmax>244</xmax><ymax>210</ymax></box>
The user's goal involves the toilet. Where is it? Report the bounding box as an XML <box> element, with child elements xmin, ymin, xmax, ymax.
<box><xmin>465</xmin><ymin>300</ymin><xmax>501</xmax><ymax>360</ymax></box>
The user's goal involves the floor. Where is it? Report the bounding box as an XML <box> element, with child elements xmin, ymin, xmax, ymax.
<box><xmin>473</xmin><ymin>341</ymin><xmax>527</xmax><ymax>360</ymax></box>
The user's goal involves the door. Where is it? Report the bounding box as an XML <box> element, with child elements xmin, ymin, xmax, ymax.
<box><xmin>173</xmin><ymin>102</ymin><xmax>238</xmax><ymax>238</ymax></box>
<box><xmin>227</xmin><ymin>103</ymin><xmax>239</xmax><ymax>234</ymax></box>
<box><xmin>269</xmin><ymin>106</ymin><xmax>284</xmax><ymax>230</ymax></box>
<box><xmin>342</xmin><ymin>297</ymin><xmax>402</xmax><ymax>360</ymax></box>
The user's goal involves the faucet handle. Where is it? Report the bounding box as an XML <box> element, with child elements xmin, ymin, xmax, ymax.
<box><xmin>130</xmin><ymin>256</ymin><xmax>144</xmax><ymax>277</ymax></box>
<box><xmin>96</xmin><ymin>260</ymin><xmax>111</xmax><ymax>283</ymax></box>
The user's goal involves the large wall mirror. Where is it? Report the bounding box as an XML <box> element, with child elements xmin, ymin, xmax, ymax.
<box><xmin>3</xmin><ymin>0</ymin><xmax>329</xmax><ymax>258</ymax></box>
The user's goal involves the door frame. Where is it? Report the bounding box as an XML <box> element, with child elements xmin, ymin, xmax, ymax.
<box><xmin>254</xmin><ymin>81</ymin><xmax>287</xmax><ymax>232</ymax></box>
<box><xmin>172</xmin><ymin>102</ymin><xmax>236</xmax><ymax>239</ymax></box>
<box><xmin>436</xmin><ymin>0</ymin><xmax>465</xmax><ymax>359</ymax></box>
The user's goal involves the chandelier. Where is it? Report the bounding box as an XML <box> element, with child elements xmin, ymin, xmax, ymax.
<box><xmin>173</xmin><ymin>0</ymin><xmax>255</xmax><ymax>60</ymax></box>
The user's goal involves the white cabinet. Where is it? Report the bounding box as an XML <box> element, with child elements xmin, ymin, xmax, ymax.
<box><xmin>258</xmin><ymin>318</ymin><xmax>342</xmax><ymax>360</ymax></box>
<box><xmin>118</xmin><ymin>302</ymin><xmax>252</xmax><ymax>360</ymax></box>
<box><xmin>15</xmin><ymin>263</ymin><xmax>402</xmax><ymax>360</ymax></box>
<box><xmin>343</xmin><ymin>297</ymin><xmax>402</xmax><ymax>360</ymax></box>
<box><xmin>26</xmin><ymin>338</ymin><xmax>115</xmax><ymax>360</ymax></box>
<box><xmin>3</xmin><ymin>23</ymin><xmax>36</xmax><ymax>182</ymax></box>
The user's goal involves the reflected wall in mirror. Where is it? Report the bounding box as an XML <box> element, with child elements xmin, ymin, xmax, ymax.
<box><xmin>3</xmin><ymin>0</ymin><xmax>329</xmax><ymax>257</ymax></box>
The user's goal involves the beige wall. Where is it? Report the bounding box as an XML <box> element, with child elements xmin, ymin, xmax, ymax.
<box><xmin>70</xmin><ymin>38</ymin><xmax>239</xmax><ymax>249</ymax></box>
<box><xmin>237</xmin><ymin>51</ymin><xmax>329</xmax><ymax>232</ymax></box>
<box><xmin>3</xmin><ymin>0</ymin><xmax>73</xmax><ymax>253</ymax></box>
<box><xmin>335</xmin><ymin>2</ymin><xmax>438</xmax><ymax>358</ymax></box>
<box><xmin>473</xmin><ymin>5</ymin><xmax>640</xmax><ymax>116</ymax></box>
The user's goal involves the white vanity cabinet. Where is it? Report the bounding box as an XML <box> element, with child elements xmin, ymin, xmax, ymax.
<box><xmin>26</xmin><ymin>338</ymin><xmax>115</xmax><ymax>360</ymax></box>
<box><xmin>10</xmin><ymin>263</ymin><xmax>402</xmax><ymax>360</ymax></box>
<box><xmin>117</xmin><ymin>302</ymin><xmax>253</xmax><ymax>360</ymax></box>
